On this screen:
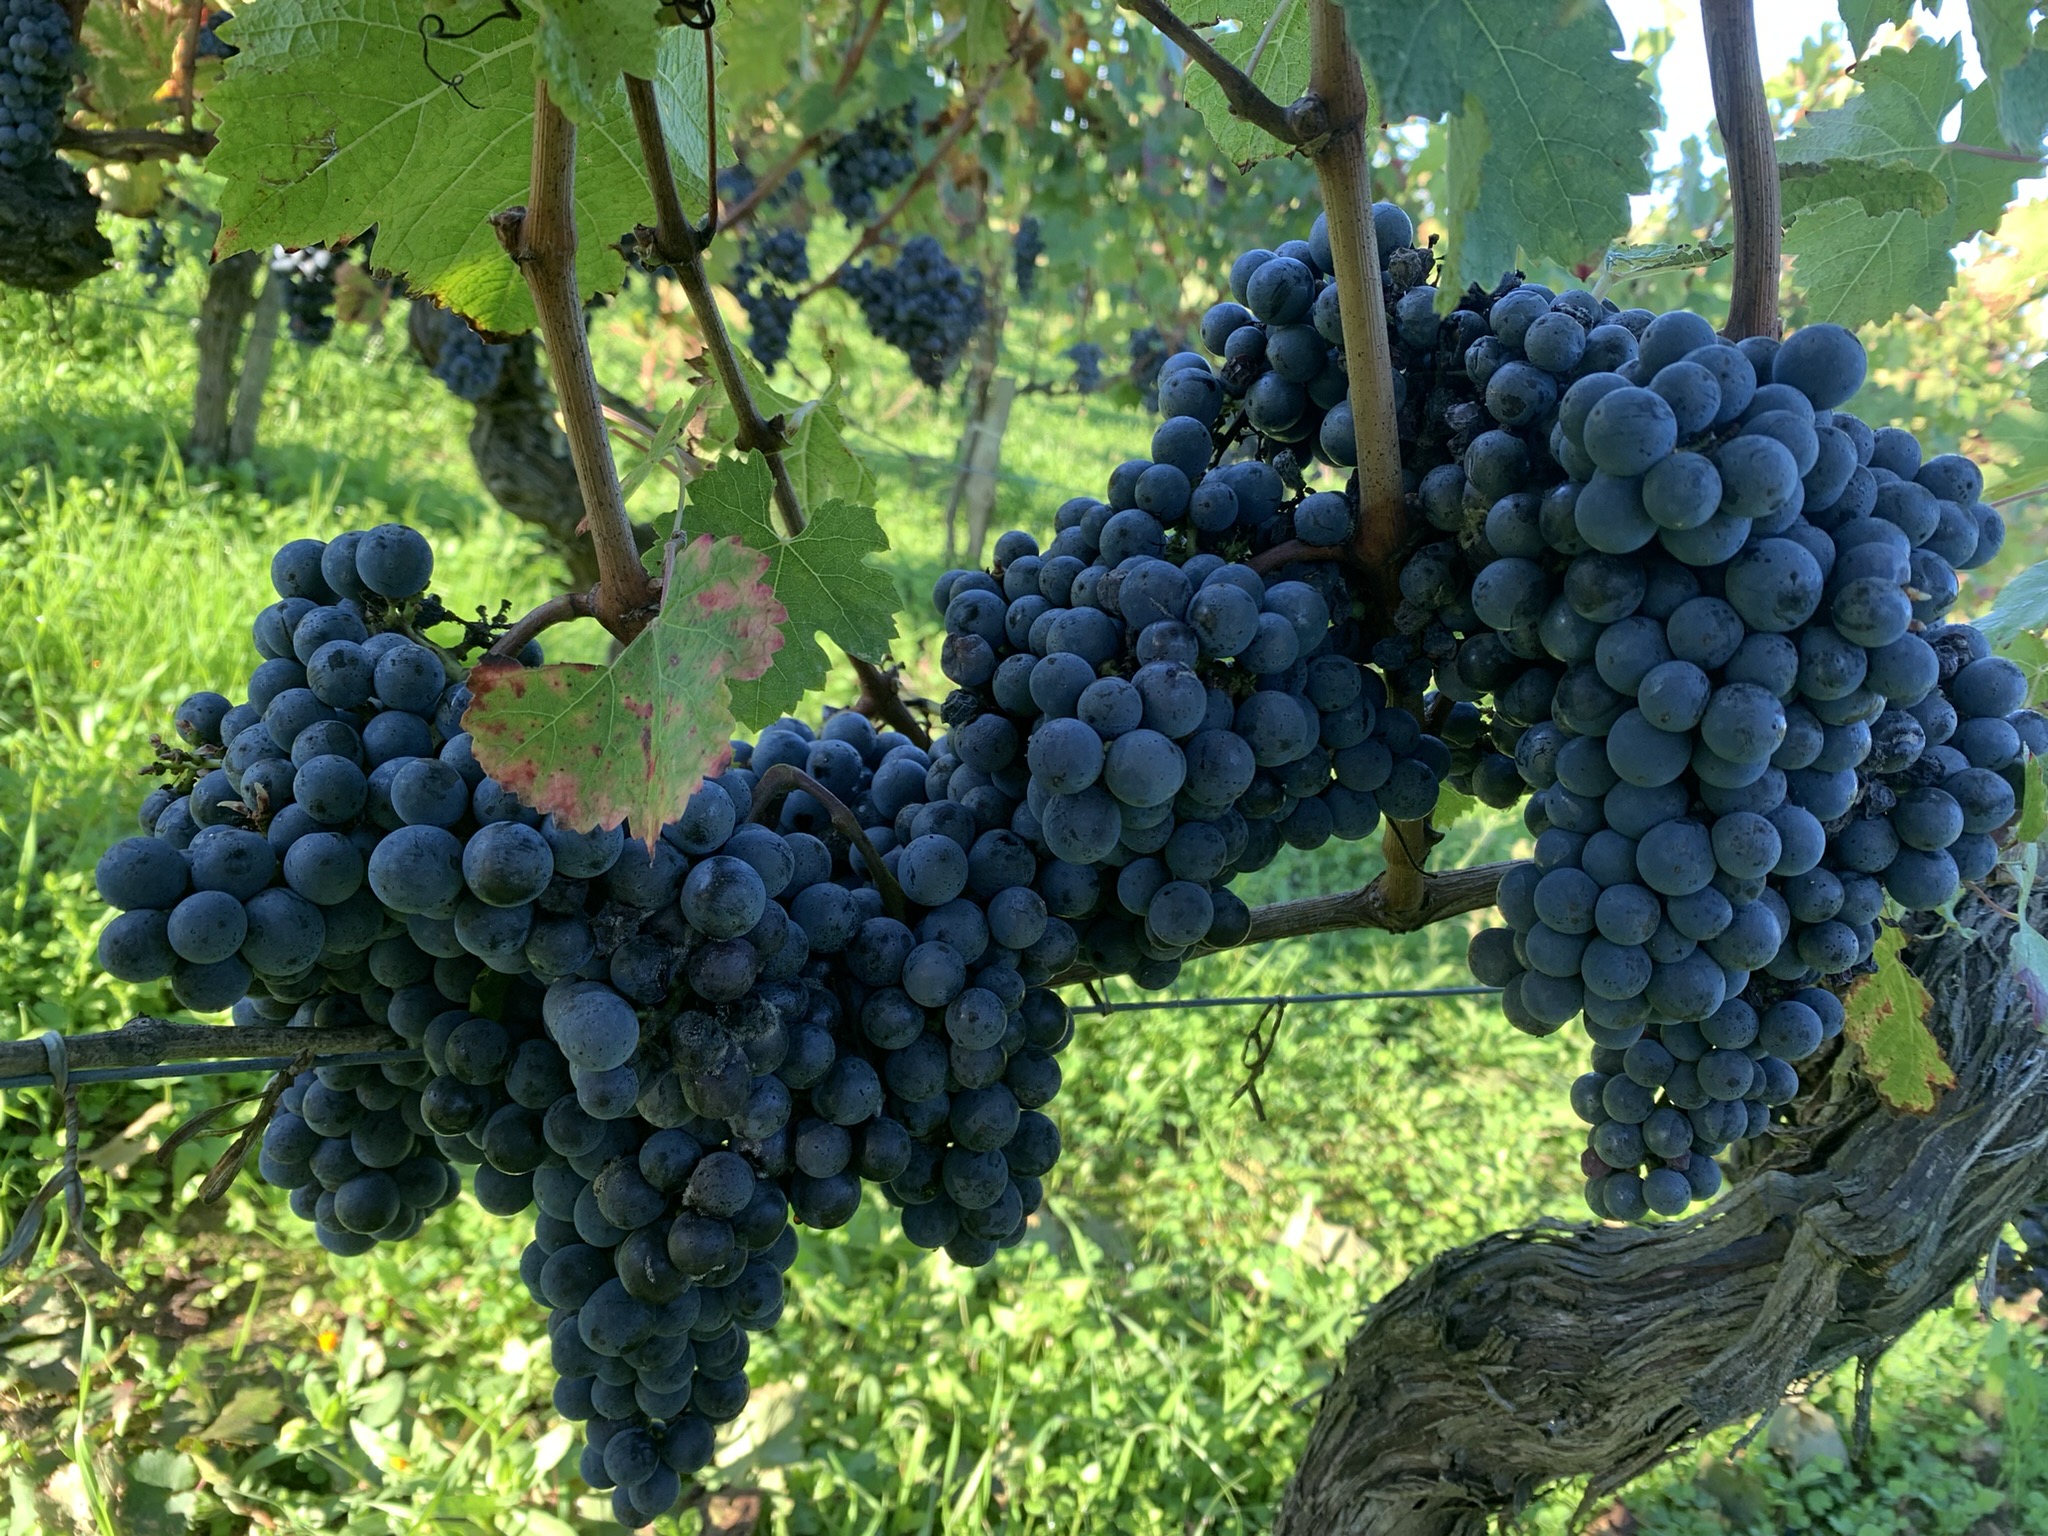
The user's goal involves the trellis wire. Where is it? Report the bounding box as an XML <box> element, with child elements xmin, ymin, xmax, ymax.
<box><xmin>1077</xmin><ymin>985</ymin><xmax>1501</xmax><ymax>1014</ymax></box>
<box><xmin>0</xmin><ymin>987</ymin><xmax>1498</xmax><ymax>1094</ymax></box>
<box><xmin>0</xmin><ymin>1049</ymin><xmax>423</xmax><ymax>1094</ymax></box>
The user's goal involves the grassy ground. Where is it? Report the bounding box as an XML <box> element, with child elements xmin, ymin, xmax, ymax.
<box><xmin>0</xmin><ymin>241</ymin><xmax>2044</xmax><ymax>1536</ymax></box>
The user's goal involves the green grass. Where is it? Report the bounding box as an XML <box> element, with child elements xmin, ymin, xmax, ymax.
<box><xmin>0</xmin><ymin>241</ymin><xmax>2043</xmax><ymax>1535</ymax></box>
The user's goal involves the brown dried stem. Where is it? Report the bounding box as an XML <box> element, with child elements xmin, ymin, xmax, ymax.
<box><xmin>488</xmin><ymin>588</ymin><xmax>598</xmax><ymax>659</ymax></box>
<box><xmin>746</xmin><ymin>763</ymin><xmax>908</xmax><ymax>917</ymax></box>
<box><xmin>625</xmin><ymin>79</ymin><xmax>807</xmax><ymax>541</ymax></box>
<box><xmin>852</xmin><ymin>657</ymin><xmax>933</xmax><ymax>750</ymax></box>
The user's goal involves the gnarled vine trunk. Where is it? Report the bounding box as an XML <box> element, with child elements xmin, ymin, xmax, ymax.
<box><xmin>1276</xmin><ymin>888</ymin><xmax>2047</xmax><ymax>1536</ymax></box>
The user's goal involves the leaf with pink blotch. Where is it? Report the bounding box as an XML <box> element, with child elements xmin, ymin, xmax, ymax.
<box><xmin>465</xmin><ymin>535</ymin><xmax>785</xmax><ymax>841</ymax></box>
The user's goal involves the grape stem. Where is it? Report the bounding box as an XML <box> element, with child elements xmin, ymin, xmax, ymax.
<box><xmin>1053</xmin><ymin>859</ymin><xmax>1520</xmax><ymax>985</ymax></box>
<box><xmin>851</xmin><ymin>658</ymin><xmax>934</xmax><ymax>750</ymax></box>
<box><xmin>1119</xmin><ymin>0</ymin><xmax>1303</xmax><ymax>144</ymax></box>
<box><xmin>1302</xmin><ymin>0</ymin><xmax>1407</xmax><ymax>630</ymax></box>
<box><xmin>487</xmin><ymin>587</ymin><xmax>599</xmax><ymax>660</ymax></box>
<box><xmin>624</xmin><ymin>76</ymin><xmax>809</xmax><ymax>542</ymax></box>
<box><xmin>745</xmin><ymin>763</ymin><xmax>910</xmax><ymax>918</ymax></box>
<box><xmin>1245</xmin><ymin>539</ymin><xmax>1353</xmax><ymax>575</ymax></box>
<box><xmin>1702</xmin><ymin>0</ymin><xmax>1782</xmax><ymax>341</ymax></box>
<box><xmin>491</xmin><ymin>84</ymin><xmax>659</xmax><ymax>641</ymax></box>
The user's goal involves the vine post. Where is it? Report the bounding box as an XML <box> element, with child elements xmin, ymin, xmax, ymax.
<box><xmin>1702</xmin><ymin>0</ymin><xmax>1782</xmax><ymax>341</ymax></box>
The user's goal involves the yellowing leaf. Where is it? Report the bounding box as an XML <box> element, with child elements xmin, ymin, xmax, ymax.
<box><xmin>683</xmin><ymin>454</ymin><xmax>898</xmax><ymax>729</ymax></box>
<box><xmin>464</xmin><ymin>535</ymin><xmax>785</xmax><ymax>838</ymax></box>
<box><xmin>1841</xmin><ymin>925</ymin><xmax>1954</xmax><ymax>1113</ymax></box>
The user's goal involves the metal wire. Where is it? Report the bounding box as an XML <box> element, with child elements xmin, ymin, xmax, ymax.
<box><xmin>0</xmin><ymin>989</ymin><xmax>1496</xmax><ymax>1093</ymax></box>
<box><xmin>1072</xmin><ymin>985</ymin><xmax>1502</xmax><ymax>1014</ymax></box>
<box><xmin>0</xmin><ymin>1049</ymin><xmax>423</xmax><ymax>1094</ymax></box>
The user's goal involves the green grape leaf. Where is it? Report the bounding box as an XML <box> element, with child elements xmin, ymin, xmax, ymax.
<box><xmin>463</xmin><ymin>535</ymin><xmax>785</xmax><ymax>837</ymax></box>
<box><xmin>526</xmin><ymin>1</ymin><xmax>666</xmax><ymax>125</ymax></box>
<box><xmin>1951</xmin><ymin>80</ymin><xmax>2042</xmax><ymax>241</ymax></box>
<box><xmin>682</xmin><ymin>454</ymin><xmax>898</xmax><ymax>728</ymax></box>
<box><xmin>1779</xmin><ymin>158</ymin><xmax>1950</xmax><ymax>218</ymax></box>
<box><xmin>959</xmin><ymin>0</ymin><xmax>1020</xmax><ymax>71</ymax></box>
<box><xmin>1599</xmin><ymin>238</ymin><xmax>1734</xmax><ymax>280</ymax></box>
<box><xmin>1981</xmin><ymin>558</ymin><xmax>2048</xmax><ymax>644</ymax></box>
<box><xmin>1429</xmin><ymin>784</ymin><xmax>1479</xmax><ymax>832</ymax></box>
<box><xmin>1966</xmin><ymin>0</ymin><xmax>2035</xmax><ymax>77</ymax></box>
<box><xmin>2001</xmin><ymin>630</ymin><xmax>2048</xmax><ymax>706</ymax></box>
<box><xmin>1777</xmin><ymin>39</ymin><xmax>2036</xmax><ymax>324</ymax></box>
<box><xmin>2017</xmin><ymin>752</ymin><xmax>2048</xmax><ymax>846</ymax></box>
<box><xmin>1343</xmin><ymin>0</ymin><xmax>1656</xmax><ymax>289</ymax></box>
<box><xmin>208</xmin><ymin>0</ymin><xmax>710</xmax><ymax>333</ymax></box>
<box><xmin>1841</xmin><ymin>925</ymin><xmax>1953</xmax><ymax>1112</ymax></box>
<box><xmin>2011</xmin><ymin>846</ymin><xmax>2048</xmax><ymax>1029</ymax></box>
<box><xmin>1172</xmin><ymin>0</ymin><xmax>1312</xmax><ymax>171</ymax></box>
<box><xmin>695</xmin><ymin>351</ymin><xmax>878</xmax><ymax>514</ymax></box>
<box><xmin>1781</xmin><ymin>198</ymin><xmax>1955</xmax><ymax>325</ymax></box>
<box><xmin>718</xmin><ymin>0</ymin><xmax>803</xmax><ymax>98</ymax></box>
<box><xmin>1837</xmin><ymin>0</ymin><xmax>1916</xmax><ymax>55</ymax></box>
<box><xmin>1992</xmin><ymin>30</ymin><xmax>2048</xmax><ymax>153</ymax></box>
<box><xmin>1442</xmin><ymin>99</ymin><xmax>1517</xmax><ymax>295</ymax></box>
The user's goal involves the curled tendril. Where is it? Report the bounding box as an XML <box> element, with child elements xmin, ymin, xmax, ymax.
<box><xmin>419</xmin><ymin>1</ymin><xmax>524</xmax><ymax>108</ymax></box>
<box><xmin>665</xmin><ymin>0</ymin><xmax>717</xmax><ymax>30</ymax></box>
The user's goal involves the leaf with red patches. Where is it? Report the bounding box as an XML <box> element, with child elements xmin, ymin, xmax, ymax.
<box><xmin>465</xmin><ymin>535</ymin><xmax>784</xmax><ymax>841</ymax></box>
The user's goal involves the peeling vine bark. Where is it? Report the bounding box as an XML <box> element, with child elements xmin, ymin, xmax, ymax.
<box><xmin>1275</xmin><ymin>887</ymin><xmax>2048</xmax><ymax>1536</ymax></box>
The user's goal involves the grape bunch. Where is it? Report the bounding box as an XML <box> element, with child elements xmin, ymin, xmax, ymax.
<box><xmin>0</xmin><ymin>0</ymin><xmax>73</xmax><ymax>172</ymax></box>
<box><xmin>422</xmin><ymin>305</ymin><xmax>512</xmax><ymax>403</ymax></box>
<box><xmin>136</xmin><ymin>221</ymin><xmax>174</xmax><ymax>294</ymax></box>
<box><xmin>271</xmin><ymin>245</ymin><xmax>339</xmax><ymax>346</ymax></box>
<box><xmin>821</xmin><ymin>106</ymin><xmax>917</xmax><ymax>223</ymax></box>
<box><xmin>195</xmin><ymin>7</ymin><xmax>237</xmax><ymax>58</ymax></box>
<box><xmin>1126</xmin><ymin>326</ymin><xmax>1172</xmax><ymax>411</ymax></box>
<box><xmin>838</xmin><ymin>235</ymin><xmax>986</xmax><ymax>387</ymax></box>
<box><xmin>1064</xmin><ymin>341</ymin><xmax>1104</xmax><ymax>395</ymax></box>
<box><xmin>1433</xmin><ymin>304</ymin><xmax>2024</xmax><ymax>1221</ymax></box>
<box><xmin>263</xmin><ymin>1050</ymin><xmax>462</xmax><ymax>1253</ymax></box>
<box><xmin>732</xmin><ymin>226</ymin><xmax>809</xmax><ymax>369</ymax></box>
<box><xmin>1012</xmin><ymin>215</ymin><xmax>1044</xmax><ymax>296</ymax></box>
<box><xmin>89</xmin><ymin>523</ymin><xmax>1093</xmax><ymax>1526</ymax></box>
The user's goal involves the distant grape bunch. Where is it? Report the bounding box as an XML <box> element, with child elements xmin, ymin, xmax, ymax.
<box><xmin>820</xmin><ymin>105</ymin><xmax>916</xmax><ymax>222</ymax></box>
<box><xmin>135</xmin><ymin>220</ymin><xmax>174</xmax><ymax>294</ymax></box>
<box><xmin>271</xmin><ymin>245</ymin><xmax>339</xmax><ymax>345</ymax></box>
<box><xmin>415</xmin><ymin>301</ymin><xmax>512</xmax><ymax>403</ymax></box>
<box><xmin>1012</xmin><ymin>215</ymin><xmax>1043</xmax><ymax>296</ymax></box>
<box><xmin>838</xmin><ymin>234</ymin><xmax>987</xmax><ymax>387</ymax></box>
<box><xmin>731</xmin><ymin>224</ymin><xmax>809</xmax><ymax>369</ymax></box>
<box><xmin>0</xmin><ymin>0</ymin><xmax>73</xmax><ymax>172</ymax></box>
